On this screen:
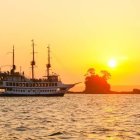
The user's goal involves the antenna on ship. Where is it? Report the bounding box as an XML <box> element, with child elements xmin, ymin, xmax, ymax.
<box><xmin>31</xmin><ymin>40</ymin><xmax>35</xmax><ymax>79</ymax></box>
<box><xmin>47</xmin><ymin>45</ymin><xmax>51</xmax><ymax>77</ymax></box>
<box><xmin>11</xmin><ymin>45</ymin><xmax>16</xmax><ymax>74</ymax></box>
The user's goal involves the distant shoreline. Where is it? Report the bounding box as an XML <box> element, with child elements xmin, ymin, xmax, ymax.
<box><xmin>67</xmin><ymin>89</ymin><xmax>140</xmax><ymax>94</ymax></box>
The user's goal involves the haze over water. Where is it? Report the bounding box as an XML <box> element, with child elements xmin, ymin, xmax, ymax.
<box><xmin>0</xmin><ymin>94</ymin><xmax>140</xmax><ymax>140</ymax></box>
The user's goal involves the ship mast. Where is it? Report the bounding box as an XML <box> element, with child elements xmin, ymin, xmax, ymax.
<box><xmin>31</xmin><ymin>40</ymin><xmax>35</xmax><ymax>79</ymax></box>
<box><xmin>47</xmin><ymin>46</ymin><xmax>51</xmax><ymax>77</ymax></box>
<box><xmin>11</xmin><ymin>45</ymin><xmax>16</xmax><ymax>74</ymax></box>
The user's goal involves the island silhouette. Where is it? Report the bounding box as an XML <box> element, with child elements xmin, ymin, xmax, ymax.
<box><xmin>69</xmin><ymin>67</ymin><xmax>140</xmax><ymax>94</ymax></box>
<box><xmin>84</xmin><ymin>68</ymin><xmax>111</xmax><ymax>94</ymax></box>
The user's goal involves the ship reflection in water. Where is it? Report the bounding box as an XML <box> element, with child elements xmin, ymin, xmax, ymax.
<box><xmin>0</xmin><ymin>94</ymin><xmax>139</xmax><ymax>139</ymax></box>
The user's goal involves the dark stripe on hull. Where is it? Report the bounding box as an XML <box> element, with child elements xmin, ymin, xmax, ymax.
<box><xmin>0</xmin><ymin>93</ymin><xmax>64</xmax><ymax>97</ymax></box>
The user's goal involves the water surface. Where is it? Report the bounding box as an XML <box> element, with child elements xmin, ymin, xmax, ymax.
<box><xmin>0</xmin><ymin>94</ymin><xmax>140</xmax><ymax>140</ymax></box>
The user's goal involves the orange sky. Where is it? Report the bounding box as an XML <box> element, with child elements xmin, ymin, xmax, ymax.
<box><xmin>0</xmin><ymin>0</ymin><xmax>140</xmax><ymax>91</ymax></box>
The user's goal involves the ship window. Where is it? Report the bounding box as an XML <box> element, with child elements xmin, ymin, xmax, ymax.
<box><xmin>7</xmin><ymin>88</ymin><xmax>9</xmax><ymax>91</ymax></box>
<box><xmin>26</xmin><ymin>83</ymin><xmax>28</xmax><ymax>87</ymax></box>
<box><xmin>29</xmin><ymin>83</ymin><xmax>32</xmax><ymax>87</ymax></box>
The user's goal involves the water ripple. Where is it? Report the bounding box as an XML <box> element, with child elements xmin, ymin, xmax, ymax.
<box><xmin>0</xmin><ymin>94</ymin><xmax>139</xmax><ymax>139</ymax></box>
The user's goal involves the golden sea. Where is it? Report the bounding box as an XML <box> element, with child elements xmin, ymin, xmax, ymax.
<box><xmin>0</xmin><ymin>94</ymin><xmax>140</xmax><ymax>140</ymax></box>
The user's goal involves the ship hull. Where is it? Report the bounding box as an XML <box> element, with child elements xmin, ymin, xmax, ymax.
<box><xmin>0</xmin><ymin>92</ymin><xmax>65</xmax><ymax>97</ymax></box>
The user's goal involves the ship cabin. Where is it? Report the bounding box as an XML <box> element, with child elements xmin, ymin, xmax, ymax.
<box><xmin>47</xmin><ymin>75</ymin><xmax>59</xmax><ymax>82</ymax></box>
<box><xmin>0</xmin><ymin>71</ymin><xmax>60</xmax><ymax>89</ymax></box>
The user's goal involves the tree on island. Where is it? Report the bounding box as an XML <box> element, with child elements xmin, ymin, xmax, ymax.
<box><xmin>84</xmin><ymin>68</ymin><xmax>111</xmax><ymax>94</ymax></box>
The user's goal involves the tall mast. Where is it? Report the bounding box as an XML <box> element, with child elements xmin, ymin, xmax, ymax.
<box><xmin>31</xmin><ymin>40</ymin><xmax>35</xmax><ymax>79</ymax></box>
<box><xmin>47</xmin><ymin>46</ymin><xmax>51</xmax><ymax>77</ymax></box>
<box><xmin>13</xmin><ymin>45</ymin><xmax>14</xmax><ymax>68</ymax></box>
<box><xmin>11</xmin><ymin>45</ymin><xmax>16</xmax><ymax>74</ymax></box>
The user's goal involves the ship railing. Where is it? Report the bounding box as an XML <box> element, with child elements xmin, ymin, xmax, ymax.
<box><xmin>30</xmin><ymin>78</ymin><xmax>60</xmax><ymax>82</ymax></box>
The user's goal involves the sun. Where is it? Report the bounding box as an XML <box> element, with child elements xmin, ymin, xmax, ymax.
<box><xmin>108</xmin><ymin>59</ymin><xmax>117</xmax><ymax>68</ymax></box>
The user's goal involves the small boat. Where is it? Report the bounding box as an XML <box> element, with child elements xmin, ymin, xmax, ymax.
<box><xmin>0</xmin><ymin>40</ymin><xmax>75</xmax><ymax>96</ymax></box>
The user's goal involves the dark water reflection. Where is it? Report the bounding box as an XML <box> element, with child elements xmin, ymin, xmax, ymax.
<box><xmin>0</xmin><ymin>94</ymin><xmax>139</xmax><ymax>140</ymax></box>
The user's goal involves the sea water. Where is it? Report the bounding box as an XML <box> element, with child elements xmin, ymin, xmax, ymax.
<box><xmin>0</xmin><ymin>94</ymin><xmax>140</xmax><ymax>140</ymax></box>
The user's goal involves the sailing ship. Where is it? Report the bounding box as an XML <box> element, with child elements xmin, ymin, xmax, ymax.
<box><xmin>0</xmin><ymin>40</ymin><xmax>75</xmax><ymax>96</ymax></box>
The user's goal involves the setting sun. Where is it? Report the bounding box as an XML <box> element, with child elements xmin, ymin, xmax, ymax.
<box><xmin>108</xmin><ymin>59</ymin><xmax>117</xmax><ymax>68</ymax></box>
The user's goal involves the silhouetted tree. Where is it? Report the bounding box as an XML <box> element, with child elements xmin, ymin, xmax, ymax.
<box><xmin>87</xmin><ymin>68</ymin><xmax>95</xmax><ymax>76</ymax></box>
<box><xmin>101</xmin><ymin>70</ymin><xmax>111</xmax><ymax>80</ymax></box>
<box><xmin>84</xmin><ymin>68</ymin><xmax>111</xmax><ymax>94</ymax></box>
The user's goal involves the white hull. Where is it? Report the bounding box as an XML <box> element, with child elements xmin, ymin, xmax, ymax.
<box><xmin>0</xmin><ymin>81</ymin><xmax>74</xmax><ymax>96</ymax></box>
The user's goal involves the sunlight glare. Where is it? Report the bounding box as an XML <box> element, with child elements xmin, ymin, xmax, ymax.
<box><xmin>108</xmin><ymin>59</ymin><xmax>117</xmax><ymax>68</ymax></box>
